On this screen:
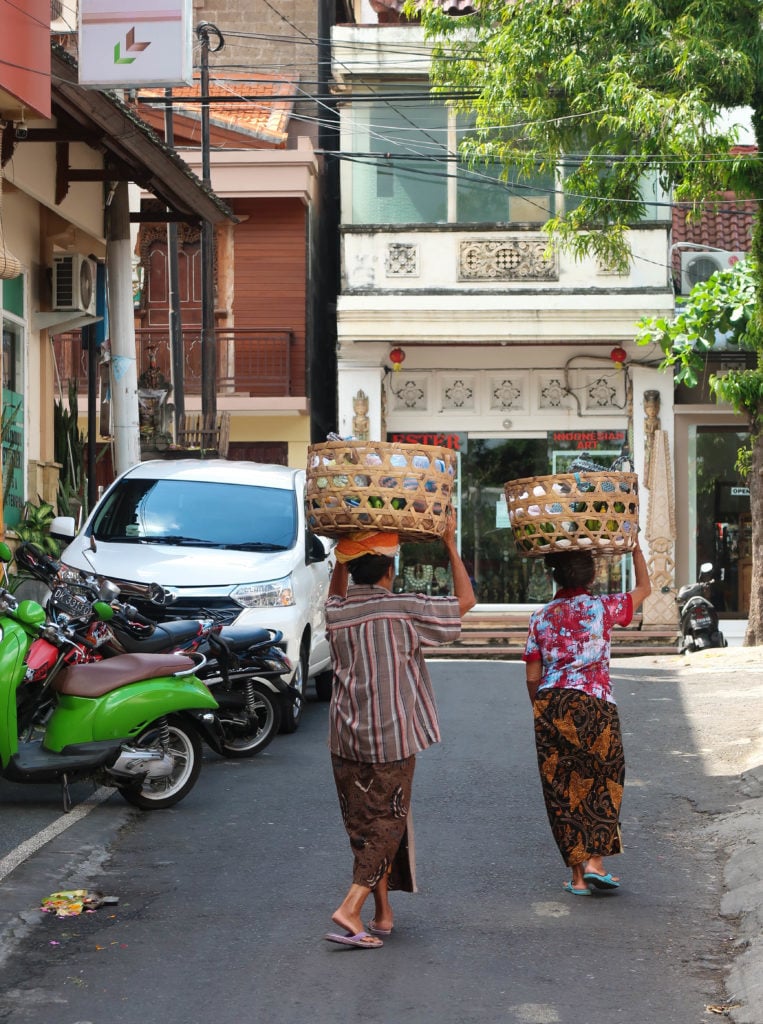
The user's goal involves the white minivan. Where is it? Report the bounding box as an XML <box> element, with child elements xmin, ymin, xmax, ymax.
<box><xmin>52</xmin><ymin>459</ymin><xmax>335</xmax><ymax>732</ymax></box>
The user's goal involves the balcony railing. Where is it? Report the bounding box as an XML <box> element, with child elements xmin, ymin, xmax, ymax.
<box><xmin>52</xmin><ymin>327</ymin><xmax>295</xmax><ymax>398</ymax></box>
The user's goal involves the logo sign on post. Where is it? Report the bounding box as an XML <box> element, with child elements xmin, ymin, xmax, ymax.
<box><xmin>79</xmin><ymin>0</ymin><xmax>193</xmax><ymax>88</ymax></box>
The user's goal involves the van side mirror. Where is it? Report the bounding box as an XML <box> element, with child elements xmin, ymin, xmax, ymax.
<box><xmin>307</xmin><ymin>532</ymin><xmax>327</xmax><ymax>563</ymax></box>
<box><xmin>50</xmin><ymin>516</ymin><xmax>76</xmax><ymax>541</ymax></box>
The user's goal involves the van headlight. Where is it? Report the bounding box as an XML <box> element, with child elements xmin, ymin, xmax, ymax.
<box><xmin>231</xmin><ymin>575</ymin><xmax>295</xmax><ymax>608</ymax></box>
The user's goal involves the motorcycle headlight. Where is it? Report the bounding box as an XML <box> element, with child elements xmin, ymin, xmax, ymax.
<box><xmin>231</xmin><ymin>575</ymin><xmax>295</xmax><ymax>609</ymax></box>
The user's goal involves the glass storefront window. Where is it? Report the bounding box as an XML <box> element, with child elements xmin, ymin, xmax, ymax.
<box><xmin>2</xmin><ymin>316</ymin><xmax>25</xmax><ymax>530</ymax></box>
<box><xmin>689</xmin><ymin>426</ymin><xmax>751</xmax><ymax>615</ymax></box>
<box><xmin>394</xmin><ymin>431</ymin><xmax>632</xmax><ymax>606</ymax></box>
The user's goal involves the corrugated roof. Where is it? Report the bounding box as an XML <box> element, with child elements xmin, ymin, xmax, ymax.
<box><xmin>138</xmin><ymin>73</ymin><xmax>298</xmax><ymax>148</ymax></box>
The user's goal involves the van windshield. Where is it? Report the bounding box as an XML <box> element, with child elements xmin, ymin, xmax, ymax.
<box><xmin>90</xmin><ymin>478</ymin><xmax>297</xmax><ymax>550</ymax></box>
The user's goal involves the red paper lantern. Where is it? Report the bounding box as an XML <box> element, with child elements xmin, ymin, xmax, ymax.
<box><xmin>610</xmin><ymin>345</ymin><xmax>627</xmax><ymax>368</ymax></box>
<box><xmin>389</xmin><ymin>346</ymin><xmax>406</xmax><ymax>371</ymax></box>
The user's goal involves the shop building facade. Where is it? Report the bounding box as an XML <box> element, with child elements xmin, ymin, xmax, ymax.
<box><xmin>332</xmin><ymin>15</ymin><xmax>751</xmax><ymax>626</ymax></box>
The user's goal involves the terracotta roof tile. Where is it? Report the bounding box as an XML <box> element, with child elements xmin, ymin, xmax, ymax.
<box><xmin>672</xmin><ymin>148</ymin><xmax>757</xmax><ymax>271</ymax></box>
<box><xmin>138</xmin><ymin>72</ymin><xmax>297</xmax><ymax>147</ymax></box>
<box><xmin>370</xmin><ymin>0</ymin><xmax>477</xmax><ymax>14</ymax></box>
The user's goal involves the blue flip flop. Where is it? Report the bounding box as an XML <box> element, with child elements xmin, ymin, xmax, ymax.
<box><xmin>583</xmin><ymin>871</ymin><xmax>620</xmax><ymax>890</ymax></box>
<box><xmin>563</xmin><ymin>881</ymin><xmax>591</xmax><ymax>896</ymax></box>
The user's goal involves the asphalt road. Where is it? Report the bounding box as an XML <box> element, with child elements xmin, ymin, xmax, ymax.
<box><xmin>0</xmin><ymin>660</ymin><xmax>746</xmax><ymax>1024</ymax></box>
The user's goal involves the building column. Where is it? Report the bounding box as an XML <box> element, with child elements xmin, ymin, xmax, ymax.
<box><xmin>630</xmin><ymin>365</ymin><xmax>678</xmax><ymax>628</ymax></box>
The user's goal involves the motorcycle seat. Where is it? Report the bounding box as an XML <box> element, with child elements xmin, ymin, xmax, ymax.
<box><xmin>53</xmin><ymin>653</ymin><xmax>197</xmax><ymax>698</ymax></box>
<box><xmin>213</xmin><ymin>624</ymin><xmax>277</xmax><ymax>653</ymax></box>
<box><xmin>114</xmin><ymin>618</ymin><xmax>206</xmax><ymax>652</ymax></box>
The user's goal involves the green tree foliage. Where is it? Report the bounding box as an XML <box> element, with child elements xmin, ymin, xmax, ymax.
<box><xmin>637</xmin><ymin>257</ymin><xmax>762</xmax><ymax>432</ymax></box>
<box><xmin>406</xmin><ymin>0</ymin><xmax>763</xmax><ymax>641</ymax></box>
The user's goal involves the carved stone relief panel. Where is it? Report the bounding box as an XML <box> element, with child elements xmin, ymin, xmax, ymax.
<box><xmin>537</xmin><ymin>375</ymin><xmax>571</xmax><ymax>410</ymax></box>
<box><xmin>385</xmin><ymin>243</ymin><xmax>419</xmax><ymax>277</ymax></box>
<box><xmin>458</xmin><ymin>238</ymin><xmax>557</xmax><ymax>281</ymax></box>
<box><xmin>489</xmin><ymin>375</ymin><xmax>528</xmax><ymax>412</ymax></box>
<box><xmin>389</xmin><ymin>374</ymin><xmax>429</xmax><ymax>411</ymax></box>
<box><xmin>582</xmin><ymin>371</ymin><xmax>625</xmax><ymax>410</ymax></box>
<box><xmin>441</xmin><ymin>376</ymin><xmax>476</xmax><ymax>410</ymax></box>
<box><xmin>350</xmin><ymin>251</ymin><xmax>376</xmax><ymax>288</ymax></box>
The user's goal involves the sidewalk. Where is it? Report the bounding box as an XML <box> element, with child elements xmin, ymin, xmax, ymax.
<box><xmin>614</xmin><ymin>646</ymin><xmax>763</xmax><ymax>1024</ymax></box>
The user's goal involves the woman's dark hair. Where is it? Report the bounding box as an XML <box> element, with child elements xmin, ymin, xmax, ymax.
<box><xmin>348</xmin><ymin>553</ymin><xmax>395</xmax><ymax>586</ymax></box>
<box><xmin>544</xmin><ymin>551</ymin><xmax>596</xmax><ymax>590</ymax></box>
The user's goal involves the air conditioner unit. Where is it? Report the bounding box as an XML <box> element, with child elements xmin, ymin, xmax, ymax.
<box><xmin>52</xmin><ymin>254</ymin><xmax>97</xmax><ymax>316</ymax></box>
<box><xmin>50</xmin><ymin>0</ymin><xmax>78</xmax><ymax>33</ymax></box>
<box><xmin>680</xmin><ymin>250</ymin><xmax>748</xmax><ymax>295</ymax></box>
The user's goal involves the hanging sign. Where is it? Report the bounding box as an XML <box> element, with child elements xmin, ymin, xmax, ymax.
<box><xmin>79</xmin><ymin>0</ymin><xmax>193</xmax><ymax>88</ymax></box>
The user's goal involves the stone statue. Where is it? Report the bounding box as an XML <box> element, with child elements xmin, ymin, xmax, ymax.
<box><xmin>352</xmin><ymin>390</ymin><xmax>370</xmax><ymax>440</ymax></box>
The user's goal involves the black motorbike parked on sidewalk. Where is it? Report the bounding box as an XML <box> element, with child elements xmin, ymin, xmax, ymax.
<box><xmin>664</xmin><ymin>562</ymin><xmax>727</xmax><ymax>654</ymax></box>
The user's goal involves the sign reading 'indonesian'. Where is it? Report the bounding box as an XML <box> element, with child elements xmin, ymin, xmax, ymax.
<box><xmin>79</xmin><ymin>0</ymin><xmax>193</xmax><ymax>88</ymax></box>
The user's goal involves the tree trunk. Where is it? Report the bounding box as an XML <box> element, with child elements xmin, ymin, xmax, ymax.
<box><xmin>744</xmin><ymin>429</ymin><xmax>763</xmax><ymax>645</ymax></box>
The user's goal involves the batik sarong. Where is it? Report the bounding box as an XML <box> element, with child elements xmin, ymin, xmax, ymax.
<box><xmin>533</xmin><ymin>688</ymin><xmax>624</xmax><ymax>867</ymax></box>
<box><xmin>331</xmin><ymin>754</ymin><xmax>417</xmax><ymax>892</ymax></box>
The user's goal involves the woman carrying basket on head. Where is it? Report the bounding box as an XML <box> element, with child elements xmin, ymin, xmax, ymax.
<box><xmin>523</xmin><ymin>541</ymin><xmax>651</xmax><ymax>895</ymax></box>
<box><xmin>323</xmin><ymin>512</ymin><xmax>475</xmax><ymax>949</ymax></box>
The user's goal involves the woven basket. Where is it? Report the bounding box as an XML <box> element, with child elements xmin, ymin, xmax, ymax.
<box><xmin>306</xmin><ymin>441</ymin><xmax>456</xmax><ymax>540</ymax></box>
<box><xmin>504</xmin><ymin>471</ymin><xmax>639</xmax><ymax>557</ymax></box>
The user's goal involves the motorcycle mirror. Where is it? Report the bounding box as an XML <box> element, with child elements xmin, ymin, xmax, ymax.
<box><xmin>93</xmin><ymin>601</ymin><xmax>115</xmax><ymax>621</ymax></box>
<box><xmin>0</xmin><ymin>542</ymin><xmax>12</xmax><ymax>563</ymax></box>
<box><xmin>148</xmin><ymin>582</ymin><xmax>170</xmax><ymax>605</ymax></box>
<box><xmin>98</xmin><ymin>579</ymin><xmax>121</xmax><ymax>603</ymax></box>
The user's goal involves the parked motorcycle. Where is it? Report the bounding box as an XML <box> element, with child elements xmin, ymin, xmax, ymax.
<box><xmin>0</xmin><ymin>545</ymin><xmax>220</xmax><ymax>812</ymax></box>
<box><xmin>11</xmin><ymin>542</ymin><xmax>293</xmax><ymax>757</ymax></box>
<box><xmin>663</xmin><ymin>563</ymin><xmax>727</xmax><ymax>653</ymax></box>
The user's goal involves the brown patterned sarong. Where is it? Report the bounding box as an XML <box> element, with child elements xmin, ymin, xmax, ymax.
<box><xmin>533</xmin><ymin>688</ymin><xmax>624</xmax><ymax>868</ymax></box>
<box><xmin>331</xmin><ymin>754</ymin><xmax>417</xmax><ymax>892</ymax></box>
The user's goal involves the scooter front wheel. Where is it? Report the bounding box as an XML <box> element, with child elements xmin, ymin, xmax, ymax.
<box><xmin>120</xmin><ymin>714</ymin><xmax>203</xmax><ymax>810</ymax></box>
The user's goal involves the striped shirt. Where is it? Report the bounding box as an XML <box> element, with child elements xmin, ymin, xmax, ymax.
<box><xmin>326</xmin><ymin>586</ymin><xmax>462</xmax><ymax>762</ymax></box>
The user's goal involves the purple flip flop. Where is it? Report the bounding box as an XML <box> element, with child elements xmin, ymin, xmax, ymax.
<box><xmin>367</xmin><ymin>920</ymin><xmax>392</xmax><ymax>936</ymax></box>
<box><xmin>324</xmin><ymin>930</ymin><xmax>384</xmax><ymax>949</ymax></box>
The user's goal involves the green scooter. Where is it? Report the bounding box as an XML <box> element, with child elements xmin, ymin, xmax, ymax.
<box><xmin>0</xmin><ymin>544</ymin><xmax>220</xmax><ymax>811</ymax></box>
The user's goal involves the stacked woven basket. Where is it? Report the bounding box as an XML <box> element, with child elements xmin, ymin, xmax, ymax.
<box><xmin>504</xmin><ymin>470</ymin><xmax>639</xmax><ymax>557</ymax></box>
<box><xmin>306</xmin><ymin>440</ymin><xmax>456</xmax><ymax>541</ymax></box>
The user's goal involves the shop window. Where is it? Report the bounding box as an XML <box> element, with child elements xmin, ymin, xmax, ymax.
<box><xmin>2</xmin><ymin>316</ymin><xmax>25</xmax><ymax>530</ymax></box>
<box><xmin>690</xmin><ymin>426</ymin><xmax>751</xmax><ymax>615</ymax></box>
<box><xmin>395</xmin><ymin>433</ymin><xmax>633</xmax><ymax>606</ymax></box>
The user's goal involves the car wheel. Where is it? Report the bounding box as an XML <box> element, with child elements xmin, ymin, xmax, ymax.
<box><xmin>314</xmin><ymin>670</ymin><xmax>333</xmax><ymax>702</ymax></box>
<box><xmin>280</xmin><ymin>637</ymin><xmax>308</xmax><ymax>734</ymax></box>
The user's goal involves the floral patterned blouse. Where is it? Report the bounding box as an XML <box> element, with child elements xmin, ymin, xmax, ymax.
<box><xmin>523</xmin><ymin>587</ymin><xmax>633</xmax><ymax>703</ymax></box>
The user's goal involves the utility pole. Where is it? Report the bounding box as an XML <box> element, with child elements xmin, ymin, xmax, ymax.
<box><xmin>197</xmin><ymin>22</ymin><xmax>224</xmax><ymax>433</ymax></box>
<box><xmin>164</xmin><ymin>87</ymin><xmax>185</xmax><ymax>435</ymax></box>
<box><xmin>106</xmin><ymin>180</ymin><xmax>142</xmax><ymax>474</ymax></box>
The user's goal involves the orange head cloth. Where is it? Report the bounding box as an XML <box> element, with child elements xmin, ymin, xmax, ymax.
<box><xmin>335</xmin><ymin>531</ymin><xmax>400</xmax><ymax>564</ymax></box>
